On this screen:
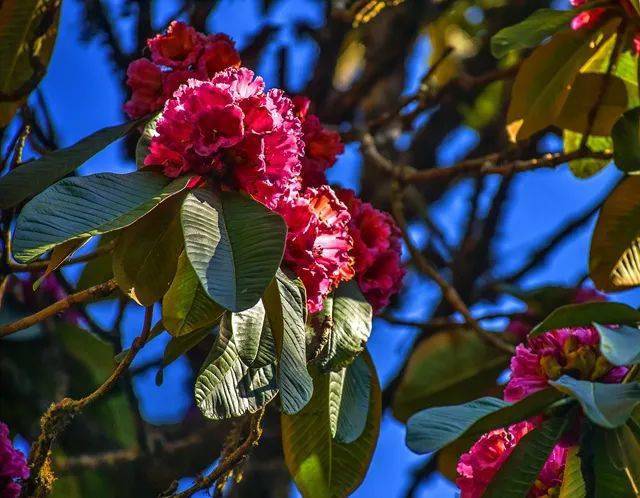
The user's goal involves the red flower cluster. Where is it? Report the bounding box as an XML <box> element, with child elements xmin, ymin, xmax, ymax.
<box><xmin>336</xmin><ymin>188</ymin><xmax>405</xmax><ymax>312</ymax></box>
<box><xmin>456</xmin><ymin>420</ymin><xmax>567</xmax><ymax>498</ymax></box>
<box><xmin>128</xmin><ymin>22</ymin><xmax>404</xmax><ymax>312</ymax></box>
<box><xmin>0</xmin><ymin>422</ymin><xmax>28</xmax><ymax>498</ymax></box>
<box><xmin>570</xmin><ymin>0</ymin><xmax>640</xmax><ymax>53</ymax></box>
<box><xmin>124</xmin><ymin>21</ymin><xmax>241</xmax><ymax>118</ymax></box>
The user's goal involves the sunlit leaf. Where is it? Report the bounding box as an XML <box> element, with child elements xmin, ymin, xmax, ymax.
<box><xmin>563</xmin><ymin>129</ymin><xmax>612</xmax><ymax>179</ymax></box>
<box><xmin>559</xmin><ymin>447</ymin><xmax>586</xmax><ymax>498</ymax></box>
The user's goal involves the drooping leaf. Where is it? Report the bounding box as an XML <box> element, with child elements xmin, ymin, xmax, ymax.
<box><xmin>613</xmin><ymin>107</ymin><xmax>640</xmax><ymax>173</ymax></box>
<box><xmin>529</xmin><ymin>302</ymin><xmax>640</xmax><ymax>337</ymax></box>
<box><xmin>33</xmin><ymin>238</ymin><xmax>89</xmax><ymax>290</ymax></box>
<box><xmin>483</xmin><ymin>417</ymin><xmax>568</xmax><ymax>498</ymax></box>
<box><xmin>316</xmin><ymin>280</ymin><xmax>372</xmax><ymax>372</ymax></box>
<box><xmin>0</xmin><ymin>0</ymin><xmax>61</xmax><ymax>126</ymax></box>
<box><xmin>112</xmin><ymin>196</ymin><xmax>183</xmax><ymax>306</ymax></box>
<box><xmin>263</xmin><ymin>269</ymin><xmax>313</xmax><ymax>415</ymax></box>
<box><xmin>282</xmin><ymin>352</ymin><xmax>381</xmax><ymax>498</ymax></box>
<box><xmin>194</xmin><ymin>305</ymin><xmax>278</xmax><ymax>420</ymax></box>
<box><xmin>333</xmin><ymin>354</ymin><xmax>371</xmax><ymax>444</ymax></box>
<box><xmin>506</xmin><ymin>23</ymin><xmax>616</xmax><ymax>142</ymax></box>
<box><xmin>491</xmin><ymin>9</ymin><xmax>575</xmax><ymax>58</ymax></box>
<box><xmin>550</xmin><ymin>376</ymin><xmax>640</xmax><ymax>428</ymax></box>
<box><xmin>12</xmin><ymin>172</ymin><xmax>191</xmax><ymax>263</ymax></box>
<box><xmin>406</xmin><ymin>389</ymin><xmax>563</xmax><ymax>454</ymax></box>
<box><xmin>0</xmin><ymin>119</ymin><xmax>146</xmax><ymax>209</ymax></box>
<box><xmin>392</xmin><ymin>329</ymin><xmax>508</xmax><ymax>422</ymax></box>
<box><xmin>162</xmin><ymin>252</ymin><xmax>224</xmax><ymax>337</ymax></box>
<box><xmin>563</xmin><ymin>129</ymin><xmax>612</xmax><ymax>179</ymax></box>
<box><xmin>594</xmin><ymin>323</ymin><xmax>640</xmax><ymax>366</ymax></box>
<box><xmin>590</xmin><ymin>176</ymin><xmax>640</xmax><ymax>290</ymax></box>
<box><xmin>181</xmin><ymin>189</ymin><xmax>286</xmax><ymax>312</ymax></box>
<box><xmin>559</xmin><ymin>447</ymin><xmax>586</xmax><ymax>498</ymax></box>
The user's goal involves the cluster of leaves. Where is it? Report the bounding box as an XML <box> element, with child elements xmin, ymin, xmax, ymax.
<box><xmin>395</xmin><ymin>5</ymin><xmax>640</xmax><ymax>496</ymax></box>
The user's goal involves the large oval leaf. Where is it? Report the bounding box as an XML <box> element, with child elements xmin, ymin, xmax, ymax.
<box><xmin>12</xmin><ymin>171</ymin><xmax>191</xmax><ymax>262</ymax></box>
<box><xmin>162</xmin><ymin>252</ymin><xmax>224</xmax><ymax>337</ymax></box>
<box><xmin>593</xmin><ymin>426</ymin><xmax>638</xmax><ymax>497</ymax></box>
<box><xmin>194</xmin><ymin>305</ymin><xmax>278</xmax><ymax>420</ymax></box>
<box><xmin>559</xmin><ymin>447</ymin><xmax>586</xmax><ymax>498</ymax></box>
<box><xmin>263</xmin><ymin>270</ymin><xmax>313</xmax><ymax>415</ymax></box>
<box><xmin>590</xmin><ymin>176</ymin><xmax>640</xmax><ymax>290</ymax></box>
<box><xmin>0</xmin><ymin>119</ymin><xmax>146</xmax><ymax>209</ymax></box>
<box><xmin>406</xmin><ymin>389</ymin><xmax>563</xmax><ymax>454</ymax></box>
<box><xmin>594</xmin><ymin>323</ymin><xmax>640</xmax><ymax>366</ymax></box>
<box><xmin>529</xmin><ymin>302</ymin><xmax>640</xmax><ymax>337</ymax></box>
<box><xmin>506</xmin><ymin>23</ymin><xmax>616</xmax><ymax>142</ymax></box>
<box><xmin>550</xmin><ymin>376</ymin><xmax>640</xmax><ymax>429</ymax></box>
<box><xmin>392</xmin><ymin>329</ymin><xmax>508</xmax><ymax>422</ymax></box>
<box><xmin>112</xmin><ymin>196</ymin><xmax>183</xmax><ymax>306</ymax></box>
<box><xmin>613</xmin><ymin>107</ymin><xmax>640</xmax><ymax>173</ymax></box>
<box><xmin>316</xmin><ymin>280</ymin><xmax>372</xmax><ymax>372</ymax></box>
<box><xmin>282</xmin><ymin>352</ymin><xmax>381</xmax><ymax>498</ymax></box>
<box><xmin>332</xmin><ymin>355</ymin><xmax>371</xmax><ymax>444</ymax></box>
<box><xmin>181</xmin><ymin>189</ymin><xmax>286</xmax><ymax>312</ymax></box>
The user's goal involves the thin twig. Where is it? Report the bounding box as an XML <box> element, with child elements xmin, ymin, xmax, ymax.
<box><xmin>23</xmin><ymin>306</ymin><xmax>154</xmax><ymax>498</ymax></box>
<box><xmin>0</xmin><ymin>279</ymin><xmax>117</xmax><ymax>338</ymax></box>
<box><xmin>160</xmin><ymin>408</ymin><xmax>266</xmax><ymax>498</ymax></box>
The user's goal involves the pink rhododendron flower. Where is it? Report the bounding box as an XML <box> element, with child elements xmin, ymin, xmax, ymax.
<box><xmin>144</xmin><ymin>68</ymin><xmax>304</xmax><ymax>208</ymax></box>
<box><xmin>570</xmin><ymin>8</ymin><xmax>606</xmax><ymax>30</ymax></box>
<box><xmin>275</xmin><ymin>186</ymin><xmax>354</xmax><ymax>312</ymax></box>
<box><xmin>569</xmin><ymin>0</ymin><xmax>640</xmax><ymax>53</ymax></box>
<box><xmin>124</xmin><ymin>22</ymin><xmax>241</xmax><ymax>119</ymax></box>
<box><xmin>335</xmin><ymin>188</ymin><xmax>405</xmax><ymax>312</ymax></box>
<box><xmin>0</xmin><ymin>422</ymin><xmax>29</xmax><ymax>498</ymax></box>
<box><xmin>456</xmin><ymin>420</ymin><xmax>567</xmax><ymax>498</ymax></box>
<box><xmin>293</xmin><ymin>97</ymin><xmax>344</xmax><ymax>187</ymax></box>
<box><xmin>504</xmin><ymin>326</ymin><xmax>628</xmax><ymax>402</ymax></box>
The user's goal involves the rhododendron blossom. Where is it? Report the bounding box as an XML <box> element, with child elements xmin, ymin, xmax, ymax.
<box><xmin>336</xmin><ymin>188</ymin><xmax>405</xmax><ymax>311</ymax></box>
<box><xmin>456</xmin><ymin>420</ymin><xmax>567</xmax><ymax>498</ymax></box>
<box><xmin>0</xmin><ymin>423</ymin><xmax>28</xmax><ymax>498</ymax></box>
<box><xmin>504</xmin><ymin>326</ymin><xmax>628</xmax><ymax>403</ymax></box>
<box><xmin>275</xmin><ymin>186</ymin><xmax>354</xmax><ymax>312</ymax></box>
<box><xmin>124</xmin><ymin>21</ymin><xmax>240</xmax><ymax>118</ymax></box>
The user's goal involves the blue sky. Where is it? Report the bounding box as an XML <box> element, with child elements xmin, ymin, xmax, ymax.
<box><xmin>16</xmin><ymin>0</ymin><xmax>640</xmax><ymax>496</ymax></box>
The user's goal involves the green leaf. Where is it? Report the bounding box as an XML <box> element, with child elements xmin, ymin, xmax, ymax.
<box><xmin>135</xmin><ymin>113</ymin><xmax>160</xmax><ymax>166</ymax></box>
<box><xmin>563</xmin><ymin>129</ymin><xmax>612</xmax><ymax>179</ymax></box>
<box><xmin>12</xmin><ymin>171</ymin><xmax>191</xmax><ymax>263</ymax></box>
<box><xmin>559</xmin><ymin>446</ymin><xmax>586</xmax><ymax>498</ymax></box>
<box><xmin>594</xmin><ymin>323</ymin><xmax>640</xmax><ymax>366</ymax></box>
<box><xmin>0</xmin><ymin>0</ymin><xmax>61</xmax><ymax>126</ymax></box>
<box><xmin>483</xmin><ymin>417</ymin><xmax>568</xmax><ymax>498</ymax></box>
<box><xmin>491</xmin><ymin>9</ymin><xmax>575</xmax><ymax>58</ymax></box>
<box><xmin>590</xmin><ymin>176</ymin><xmax>640</xmax><ymax>290</ymax></box>
<box><xmin>506</xmin><ymin>23</ymin><xmax>616</xmax><ymax>142</ymax></box>
<box><xmin>392</xmin><ymin>329</ymin><xmax>509</xmax><ymax>422</ymax></box>
<box><xmin>594</xmin><ymin>427</ymin><xmax>637</xmax><ymax>497</ymax></box>
<box><xmin>529</xmin><ymin>302</ymin><xmax>640</xmax><ymax>337</ymax></box>
<box><xmin>282</xmin><ymin>352</ymin><xmax>381</xmax><ymax>498</ymax></box>
<box><xmin>112</xmin><ymin>196</ymin><xmax>183</xmax><ymax>306</ymax></box>
<box><xmin>181</xmin><ymin>189</ymin><xmax>286</xmax><ymax>312</ymax></box>
<box><xmin>33</xmin><ymin>238</ymin><xmax>89</xmax><ymax>290</ymax></box>
<box><xmin>316</xmin><ymin>280</ymin><xmax>372</xmax><ymax>372</ymax></box>
<box><xmin>406</xmin><ymin>388</ymin><xmax>563</xmax><ymax>454</ymax></box>
<box><xmin>194</xmin><ymin>303</ymin><xmax>278</xmax><ymax>420</ymax></box>
<box><xmin>162</xmin><ymin>252</ymin><xmax>224</xmax><ymax>336</ymax></box>
<box><xmin>550</xmin><ymin>376</ymin><xmax>640</xmax><ymax>428</ymax></box>
<box><xmin>332</xmin><ymin>354</ymin><xmax>371</xmax><ymax>444</ymax></box>
<box><xmin>0</xmin><ymin>119</ymin><xmax>146</xmax><ymax>209</ymax></box>
<box><xmin>263</xmin><ymin>269</ymin><xmax>313</xmax><ymax>415</ymax></box>
<box><xmin>613</xmin><ymin>107</ymin><xmax>640</xmax><ymax>173</ymax></box>
<box><xmin>610</xmin><ymin>425</ymin><xmax>640</xmax><ymax>494</ymax></box>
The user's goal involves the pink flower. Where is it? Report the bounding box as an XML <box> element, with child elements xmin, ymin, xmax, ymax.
<box><xmin>123</xmin><ymin>59</ymin><xmax>165</xmax><ymax>119</ymax></box>
<box><xmin>504</xmin><ymin>326</ymin><xmax>628</xmax><ymax>402</ymax></box>
<box><xmin>148</xmin><ymin>21</ymin><xmax>203</xmax><ymax>69</ymax></box>
<box><xmin>0</xmin><ymin>423</ymin><xmax>29</xmax><ymax>498</ymax></box>
<box><xmin>456</xmin><ymin>420</ymin><xmax>567</xmax><ymax>498</ymax></box>
<box><xmin>144</xmin><ymin>68</ymin><xmax>304</xmax><ymax>207</ymax></box>
<box><xmin>198</xmin><ymin>34</ymin><xmax>241</xmax><ymax>78</ymax></box>
<box><xmin>335</xmin><ymin>188</ymin><xmax>405</xmax><ymax>312</ymax></box>
<box><xmin>570</xmin><ymin>8</ymin><xmax>606</xmax><ymax>30</ymax></box>
<box><xmin>293</xmin><ymin>97</ymin><xmax>344</xmax><ymax>187</ymax></box>
<box><xmin>275</xmin><ymin>186</ymin><xmax>354</xmax><ymax>312</ymax></box>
